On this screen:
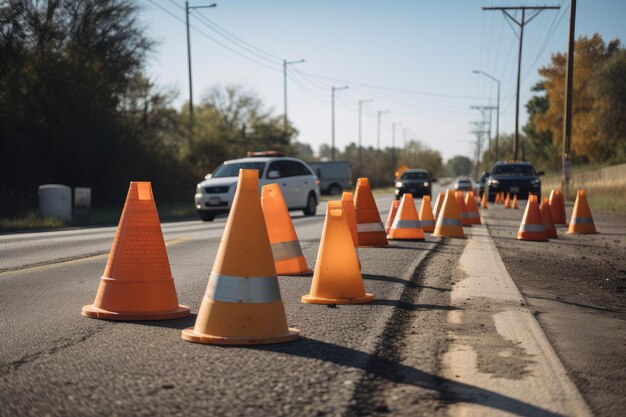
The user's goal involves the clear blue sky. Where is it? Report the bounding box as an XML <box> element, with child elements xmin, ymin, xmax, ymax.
<box><xmin>140</xmin><ymin>0</ymin><xmax>626</xmax><ymax>161</ymax></box>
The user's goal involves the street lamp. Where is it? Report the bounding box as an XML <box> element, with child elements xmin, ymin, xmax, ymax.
<box><xmin>377</xmin><ymin>110</ymin><xmax>389</xmax><ymax>151</ymax></box>
<box><xmin>283</xmin><ymin>59</ymin><xmax>305</xmax><ymax>133</ymax></box>
<box><xmin>185</xmin><ymin>1</ymin><xmax>216</xmax><ymax>128</ymax></box>
<box><xmin>473</xmin><ymin>70</ymin><xmax>500</xmax><ymax>160</ymax></box>
<box><xmin>358</xmin><ymin>99</ymin><xmax>373</xmax><ymax>164</ymax></box>
<box><xmin>331</xmin><ymin>85</ymin><xmax>349</xmax><ymax>161</ymax></box>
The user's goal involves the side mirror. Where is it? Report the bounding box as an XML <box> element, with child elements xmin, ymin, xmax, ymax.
<box><xmin>537</xmin><ymin>171</ymin><xmax>545</xmax><ymax>176</ymax></box>
<box><xmin>267</xmin><ymin>170</ymin><xmax>280</xmax><ymax>179</ymax></box>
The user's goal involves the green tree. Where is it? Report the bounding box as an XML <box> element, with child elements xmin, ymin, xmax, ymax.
<box><xmin>446</xmin><ymin>155</ymin><xmax>473</xmax><ymax>177</ymax></box>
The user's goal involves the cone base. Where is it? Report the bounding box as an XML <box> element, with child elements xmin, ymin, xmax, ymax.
<box><xmin>81</xmin><ymin>304</ymin><xmax>190</xmax><ymax>321</ymax></box>
<box><xmin>387</xmin><ymin>236</ymin><xmax>425</xmax><ymax>241</ymax></box>
<box><xmin>301</xmin><ymin>293</ymin><xmax>374</xmax><ymax>305</ymax></box>
<box><xmin>278</xmin><ymin>268</ymin><xmax>313</xmax><ymax>276</ymax></box>
<box><xmin>181</xmin><ymin>327</ymin><xmax>300</xmax><ymax>345</ymax></box>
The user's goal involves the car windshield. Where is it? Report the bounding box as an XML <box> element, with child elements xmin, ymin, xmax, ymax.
<box><xmin>492</xmin><ymin>164</ymin><xmax>535</xmax><ymax>176</ymax></box>
<box><xmin>401</xmin><ymin>172</ymin><xmax>428</xmax><ymax>180</ymax></box>
<box><xmin>211</xmin><ymin>162</ymin><xmax>266</xmax><ymax>178</ymax></box>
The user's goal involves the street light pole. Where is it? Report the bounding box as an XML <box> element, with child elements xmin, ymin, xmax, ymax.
<box><xmin>377</xmin><ymin>110</ymin><xmax>389</xmax><ymax>151</ymax></box>
<box><xmin>185</xmin><ymin>1</ymin><xmax>216</xmax><ymax>129</ymax></box>
<box><xmin>283</xmin><ymin>59</ymin><xmax>305</xmax><ymax>134</ymax></box>
<box><xmin>473</xmin><ymin>70</ymin><xmax>501</xmax><ymax>160</ymax></box>
<box><xmin>331</xmin><ymin>86</ymin><xmax>349</xmax><ymax>161</ymax></box>
<box><xmin>358</xmin><ymin>99</ymin><xmax>373</xmax><ymax>165</ymax></box>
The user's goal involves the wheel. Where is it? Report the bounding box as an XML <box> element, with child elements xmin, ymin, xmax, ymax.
<box><xmin>198</xmin><ymin>210</ymin><xmax>216</xmax><ymax>222</ymax></box>
<box><xmin>328</xmin><ymin>183</ymin><xmax>342</xmax><ymax>195</ymax></box>
<box><xmin>302</xmin><ymin>192</ymin><xmax>317</xmax><ymax>216</ymax></box>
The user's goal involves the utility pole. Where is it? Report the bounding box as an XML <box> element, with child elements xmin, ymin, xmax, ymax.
<box><xmin>470</xmin><ymin>120</ymin><xmax>489</xmax><ymax>181</ymax></box>
<box><xmin>473</xmin><ymin>70</ymin><xmax>501</xmax><ymax>160</ymax></box>
<box><xmin>470</xmin><ymin>105</ymin><xmax>497</xmax><ymax>163</ymax></box>
<box><xmin>562</xmin><ymin>0</ymin><xmax>577</xmax><ymax>199</ymax></box>
<box><xmin>376</xmin><ymin>110</ymin><xmax>389</xmax><ymax>151</ymax></box>
<box><xmin>331</xmin><ymin>86</ymin><xmax>349</xmax><ymax>161</ymax></box>
<box><xmin>185</xmin><ymin>1</ymin><xmax>217</xmax><ymax>130</ymax></box>
<box><xmin>283</xmin><ymin>59</ymin><xmax>305</xmax><ymax>134</ymax></box>
<box><xmin>358</xmin><ymin>99</ymin><xmax>373</xmax><ymax>165</ymax></box>
<box><xmin>483</xmin><ymin>5</ymin><xmax>559</xmax><ymax>160</ymax></box>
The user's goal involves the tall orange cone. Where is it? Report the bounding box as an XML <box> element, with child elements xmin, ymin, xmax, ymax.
<box><xmin>512</xmin><ymin>194</ymin><xmax>519</xmax><ymax>209</ymax></box>
<box><xmin>82</xmin><ymin>182</ymin><xmax>189</xmax><ymax>320</ymax></box>
<box><xmin>433</xmin><ymin>192</ymin><xmax>445</xmax><ymax>220</ymax></box>
<box><xmin>261</xmin><ymin>184</ymin><xmax>312</xmax><ymax>275</ymax></box>
<box><xmin>504</xmin><ymin>192</ymin><xmax>511</xmax><ymax>208</ymax></box>
<box><xmin>182</xmin><ymin>170</ymin><xmax>299</xmax><ymax>345</ymax></box>
<box><xmin>481</xmin><ymin>192</ymin><xmax>488</xmax><ymax>209</ymax></box>
<box><xmin>517</xmin><ymin>195</ymin><xmax>548</xmax><ymax>241</ymax></box>
<box><xmin>432</xmin><ymin>190</ymin><xmax>465</xmax><ymax>238</ymax></box>
<box><xmin>419</xmin><ymin>195</ymin><xmax>436</xmax><ymax>233</ymax></box>
<box><xmin>549</xmin><ymin>189</ymin><xmax>567</xmax><ymax>225</ymax></box>
<box><xmin>464</xmin><ymin>190</ymin><xmax>481</xmax><ymax>225</ymax></box>
<box><xmin>302</xmin><ymin>201</ymin><xmax>374</xmax><ymax>304</ymax></box>
<box><xmin>540</xmin><ymin>197</ymin><xmax>558</xmax><ymax>238</ymax></box>
<box><xmin>384</xmin><ymin>199</ymin><xmax>400</xmax><ymax>234</ymax></box>
<box><xmin>388</xmin><ymin>194</ymin><xmax>425</xmax><ymax>240</ymax></box>
<box><xmin>455</xmin><ymin>191</ymin><xmax>472</xmax><ymax>226</ymax></box>
<box><xmin>567</xmin><ymin>189</ymin><xmax>597</xmax><ymax>234</ymax></box>
<box><xmin>354</xmin><ymin>177</ymin><xmax>388</xmax><ymax>247</ymax></box>
<box><xmin>342</xmin><ymin>192</ymin><xmax>359</xmax><ymax>249</ymax></box>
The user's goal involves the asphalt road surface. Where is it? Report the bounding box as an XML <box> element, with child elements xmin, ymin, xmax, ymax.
<box><xmin>1</xmin><ymin>191</ymin><xmax>623</xmax><ymax>416</ymax></box>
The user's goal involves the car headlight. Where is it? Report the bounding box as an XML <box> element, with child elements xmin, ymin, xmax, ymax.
<box><xmin>531</xmin><ymin>179</ymin><xmax>540</xmax><ymax>187</ymax></box>
<box><xmin>196</xmin><ymin>185</ymin><xmax>202</xmax><ymax>194</ymax></box>
<box><xmin>423</xmin><ymin>182</ymin><xmax>429</xmax><ymax>187</ymax></box>
<box><xmin>395</xmin><ymin>181</ymin><xmax>403</xmax><ymax>188</ymax></box>
<box><xmin>489</xmin><ymin>179</ymin><xmax>499</xmax><ymax>186</ymax></box>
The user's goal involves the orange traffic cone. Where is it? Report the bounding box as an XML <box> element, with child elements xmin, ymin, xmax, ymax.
<box><xmin>567</xmin><ymin>189</ymin><xmax>597</xmax><ymax>234</ymax></box>
<box><xmin>540</xmin><ymin>197</ymin><xmax>557</xmax><ymax>238</ymax></box>
<box><xmin>261</xmin><ymin>184</ymin><xmax>312</xmax><ymax>275</ymax></box>
<box><xmin>82</xmin><ymin>182</ymin><xmax>190</xmax><ymax>320</ymax></box>
<box><xmin>512</xmin><ymin>194</ymin><xmax>519</xmax><ymax>209</ymax></box>
<box><xmin>419</xmin><ymin>195</ymin><xmax>436</xmax><ymax>233</ymax></box>
<box><xmin>342</xmin><ymin>192</ymin><xmax>359</xmax><ymax>249</ymax></box>
<box><xmin>354</xmin><ymin>178</ymin><xmax>388</xmax><ymax>247</ymax></box>
<box><xmin>432</xmin><ymin>190</ymin><xmax>465</xmax><ymax>238</ymax></box>
<box><xmin>481</xmin><ymin>192</ymin><xmax>488</xmax><ymax>209</ymax></box>
<box><xmin>517</xmin><ymin>195</ymin><xmax>548</xmax><ymax>241</ymax></box>
<box><xmin>182</xmin><ymin>170</ymin><xmax>299</xmax><ymax>345</ymax></box>
<box><xmin>464</xmin><ymin>190</ymin><xmax>481</xmax><ymax>225</ymax></box>
<box><xmin>433</xmin><ymin>192</ymin><xmax>445</xmax><ymax>220</ymax></box>
<box><xmin>549</xmin><ymin>189</ymin><xmax>567</xmax><ymax>225</ymax></box>
<box><xmin>302</xmin><ymin>201</ymin><xmax>374</xmax><ymax>304</ymax></box>
<box><xmin>388</xmin><ymin>194</ymin><xmax>425</xmax><ymax>240</ymax></box>
<box><xmin>504</xmin><ymin>192</ymin><xmax>511</xmax><ymax>209</ymax></box>
<box><xmin>455</xmin><ymin>191</ymin><xmax>472</xmax><ymax>226</ymax></box>
<box><xmin>495</xmin><ymin>192</ymin><xmax>501</xmax><ymax>204</ymax></box>
<box><xmin>384</xmin><ymin>199</ymin><xmax>400</xmax><ymax>234</ymax></box>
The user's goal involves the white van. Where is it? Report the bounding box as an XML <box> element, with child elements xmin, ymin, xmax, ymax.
<box><xmin>194</xmin><ymin>154</ymin><xmax>321</xmax><ymax>221</ymax></box>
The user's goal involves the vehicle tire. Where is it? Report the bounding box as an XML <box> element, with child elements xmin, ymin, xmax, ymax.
<box><xmin>302</xmin><ymin>192</ymin><xmax>317</xmax><ymax>216</ymax></box>
<box><xmin>328</xmin><ymin>183</ymin><xmax>342</xmax><ymax>195</ymax></box>
<box><xmin>198</xmin><ymin>210</ymin><xmax>216</xmax><ymax>222</ymax></box>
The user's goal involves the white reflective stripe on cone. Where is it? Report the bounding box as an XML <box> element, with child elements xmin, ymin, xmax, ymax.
<box><xmin>205</xmin><ymin>272</ymin><xmax>281</xmax><ymax>303</ymax></box>
<box><xmin>391</xmin><ymin>219</ymin><xmax>421</xmax><ymax>229</ymax></box>
<box><xmin>519</xmin><ymin>224</ymin><xmax>546</xmax><ymax>232</ymax></box>
<box><xmin>571</xmin><ymin>217</ymin><xmax>594</xmax><ymax>224</ymax></box>
<box><xmin>271</xmin><ymin>240</ymin><xmax>303</xmax><ymax>261</ymax></box>
<box><xmin>438</xmin><ymin>218</ymin><xmax>462</xmax><ymax>226</ymax></box>
<box><xmin>357</xmin><ymin>222</ymin><xmax>385</xmax><ymax>233</ymax></box>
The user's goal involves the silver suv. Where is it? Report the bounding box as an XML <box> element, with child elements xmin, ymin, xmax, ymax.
<box><xmin>194</xmin><ymin>155</ymin><xmax>321</xmax><ymax>221</ymax></box>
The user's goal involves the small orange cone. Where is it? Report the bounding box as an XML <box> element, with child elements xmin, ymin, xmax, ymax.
<box><xmin>354</xmin><ymin>178</ymin><xmax>388</xmax><ymax>247</ymax></box>
<box><xmin>261</xmin><ymin>184</ymin><xmax>312</xmax><ymax>275</ymax></box>
<box><xmin>549</xmin><ymin>190</ymin><xmax>567</xmax><ymax>225</ymax></box>
<box><xmin>481</xmin><ymin>192</ymin><xmax>488</xmax><ymax>209</ymax></box>
<box><xmin>433</xmin><ymin>192</ymin><xmax>445</xmax><ymax>220</ymax></box>
<box><xmin>495</xmin><ymin>192</ymin><xmax>501</xmax><ymax>204</ymax></box>
<box><xmin>540</xmin><ymin>197</ymin><xmax>558</xmax><ymax>238</ymax></box>
<box><xmin>432</xmin><ymin>190</ymin><xmax>465</xmax><ymax>238</ymax></box>
<box><xmin>512</xmin><ymin>194</ymin><xmax>519</xmax><ymax>209</ymax></box>
<box><xmin>455</xmin><ymin>191</ymin><xmax>472</xmax><ymax>226</ymax></box>
<box><xmin>464</xmin><ymin>190</ymin><xmax>481</xmax><ymax>225</ymax></box>
<box><xmin>182</xmin><ymin>170</ymin><xmax>299</xmax><ymax>345</ymax></box>
<box><xmin>82</xmin><ymin>182</ymin><xmax>190</xmax><ymax>320</ymax></box>
<box><xmin>504</xmin><ymin>192</ymin><xmax>511</xmax><ymax>209</ymax></box>
<box><xmin>517</xmin><ymin>195</ymin><xmax>548</xmax><ymax>241</ymax></box>
<box><xmin>388</xmin><ymin>194</ymin><xmax>425</xmax><ymax>240</ymax></box>
<box><xmin>384</xmin><ymin>199</ymin><xmax>400</xmax><ymax>234</ymax></box>
<box><xmin>567</xmin><ymin>189</ymin><xmax>597</xmax><ymax>234</ymax></box>
<box><xmin>419</xmin><ymin>195</ymin><xmax>436</xmax><ymax>233</ymax></box>
<box><xmin>302</xmin><ymin>201</ymin><xmax>374</xmax><ymax>304</ymax></box>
